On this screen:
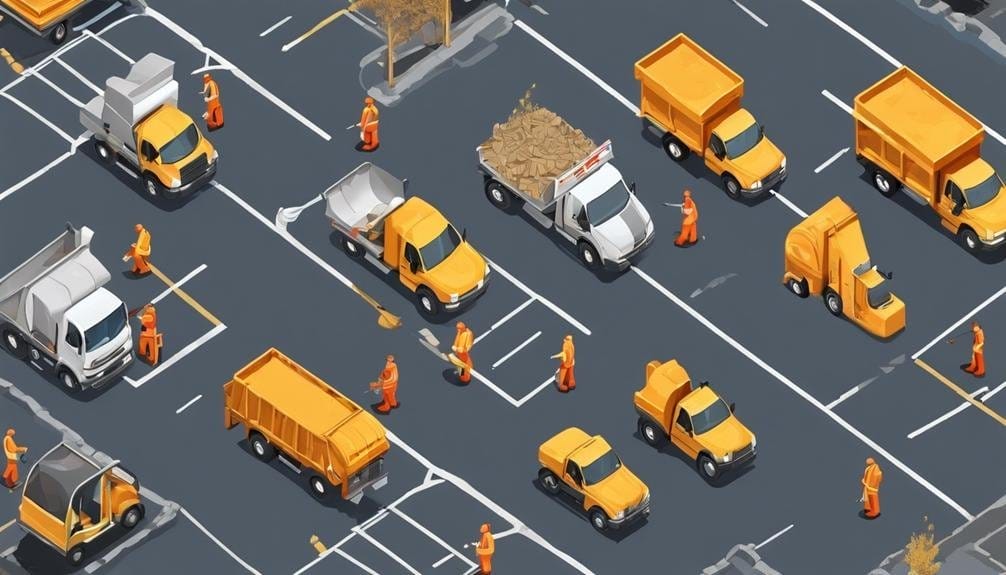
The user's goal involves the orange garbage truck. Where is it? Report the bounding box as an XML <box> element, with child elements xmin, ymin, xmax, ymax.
<box><xmin>224</xmin><ymin>348</ymin><xmax>390</xmax><ymax>502</ymax></box>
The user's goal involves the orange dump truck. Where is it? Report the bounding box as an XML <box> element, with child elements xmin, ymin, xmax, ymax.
<box><xmin>224</xmin><ymin>348</ymin><xmax>390</xmax><ymax>502</ymax></box>
<box><xmin>0</xmin><ymin>0</ymin><xmax>133</xmax><ymax>44</ymax></box>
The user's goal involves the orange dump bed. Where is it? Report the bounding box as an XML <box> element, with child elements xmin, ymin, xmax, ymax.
<box><xmin>1</xmin><ymin>0</ymin><xmax>87</xmax><ymax>30</ymax></box>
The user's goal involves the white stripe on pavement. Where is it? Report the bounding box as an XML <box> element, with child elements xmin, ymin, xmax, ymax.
<box><xmin>630</xmin><ymin>265</ymin><xmax>974</xmax><ymax>521</ymax></box>
<box><xmin>492</xmin><ymin>331</ymin><xmax>541</xmax><ymax>369</ymax></box>
<box><xmin>180</xmin><ymin>507</ymin><xmax>262</xmax><ymax>575</ymax></box>
<box><xmin>151</xmin><ymin>264</ymin><xmax>207</xmax><ymax>305</ymax></box>
<box><xmin>52</xmin><ymin>56</ymin><xmax>103</xmax><ymax>94</ymax></box>
<box><xmin>355</xmin><ymin>529</ymin><xmax>423</xmax><ymax>575</ymax></box>
<box><xmin>826</xmin><ymin>376</ymin><xmax>878</xmax><ymax>410</ymax></box>
<box><xmin>516</xmin><ymin>375</ymin><xmax>557</xmax><ymax>407</ymax></box>
<box><xmin>814</xmin><ymin>147</ymin><xmax>850</xmax><ymax>174</ymax></box>
<box><xmin>84</xmin><ymin>29</ymin><xmax>134</xmax><ymax>63</ymax></box>
<box><xmin>259</xmin><ymin>15</ymin><xmax>292</xmax><ymax>37</ymax></box>
<box><xmin>755</xmin><ymin>524</ymin><xmax>794</xmax><ymax>550</ymax></box>
<box><xmin>390</xmin><ymin>507</ymin><xmax>477</xmax><ymax>569</ymax></box>
<box><xmin>913</xmin><ymin>286</ymin><xmax>1006</xmax><ymax>359</ymax></box>
<box><xmin>821</xmin><ymin>89</ymin><xmax>853</xmax><ymax>115</ymax></box>
<box><xmin>732</xmin><ymin>0</ymin><xmax>769</xmax><ymax>27</ymax></box>
<box><xmin>487</xmin><ymin>258</ymin><xmax>591</xmax><ymax>336</ymax></box>
<box><xmin>474</xmin><ymin>297</ymin><xmax>536</xmax><ymax>345</ymax></box>
<box><xmin>73</xmin><ymin>1</ymin><xmax>123</xmax><ymax>31</ymax></box>
<box><xmin>175</xmin><ymin>394</ymin><xmax>203</xmax><ymax>414</ymax></box>
<box><xmin>769</xmin><ymin>190</ymin><xmax>808</xmax><ymax>218</ymax></box>
<box><xmin>981</xmin><ymin>381</ymin><xmax>1006</xmax><ymax>402</ymax></box>
<box><xmin>0</xmin><ymin>92</ymin><xmax>75</xmax><ymax>144</ymax></box>
<box><xmin>0</xmin><ymin>136</ymin><xmax>86</xmax><ymax>203</ymax></box>
<box><xmin>335</xmin><ymin>548</ymin><xmax>381</xmax><ymax>575</ymax></box>
<box><xmin>31</xmin><ymin>68</ymin><xmax>86</xmax><ymax>107</ymax></box>
<box><xmin>432</xmin><ymin>553</ymin><xmax>454</xmax><ymax>568</ymax></box>
<box><xmin>908</xmin><ymin>386</ymin><xmax>990</xmax><ymax>439</ymax></box>
<box><xmin>126</xmin><ymin>324</ymin><xmax>227</xmax><ymax>388</ymax></box>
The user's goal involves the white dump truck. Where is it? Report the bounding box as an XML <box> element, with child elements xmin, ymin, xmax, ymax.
<box><xmin>0</xmin><ymin>224</ymin><xmax>133</xmax><ymax>391</ymax></box>
<box><xmin>80</xmin><ymin>53</ymin><xmax>217</xmax><ymax>199</ymax></box>
<box><xmin>478</xmin><ymin>139</ymin><xmax>655</xmax><ymax>272</ymax></box>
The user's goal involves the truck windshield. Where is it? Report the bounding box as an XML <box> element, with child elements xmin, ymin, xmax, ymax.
<box><xmin>724</xmin><ymin>123</ymin><xmax>763</xmax><ymax>159</ymax></box>
<box><xmin>692</xmin><ymin>399</ymin><xmax>731</xmax><ymax>435</ymax></box>
<box><xmin>84</xmin><ymin>304</ymin><xmax>127</xmax><ymax>352</ymax></box>
<box><xmin>582</xmin><ymin>450</ymin><xmax>622</xmax><ymax>485</ymax></box>
<box><xmin>868</xmin><ymin>286</ymin><xmax>893</xmax><ymax>309</ymax></box>
<box><xmin>586</xmin><ymin>183</ymin><xmax>630</xmax><ymax>226</ymax></box>
<box><xmin>158</xmin><ymin>124</ymin><xmax>199</xmax><ymax>164</ymax></box>
<box><xmin>419</xmin><ymin>225</ymin><xmax>462</xmax><ymax>270</ymax></box>
<box><xmin>964</xmin><ymin>174</ymin><xmax>1002</xmax><ymax>209</ymax></box>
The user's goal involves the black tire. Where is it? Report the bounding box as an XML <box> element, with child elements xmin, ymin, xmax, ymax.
<box><xmin>143</xmin><ymin>174</ymin><xmax>162</xmax><ymax>198</ymax></box>
<box><xmin>698</xmin><ymin>453</ymin><xmax>719</xmax><ymax>482</ymax></box>
<box><xmin>537</xmin><ymin>468</ymin><xmax>560</xmax><ymax>495</ymax></box>
<box><xmin>67</xmin><ymin>544</ymin><xmax>85</xmax><ymax>566</ymax></box>
<box><xmin>249</xmin><ymin>432</ymin><xmax>276</xmax><ymax>462</ymax></box>
<box><xmin>120</xmin><ymin>504</ymin><xmax>144</xmax><ymax>530</ymax></box>
<box><xmin>58</xmin><ymin>368</ymin><xmax>82</xmax><ymax>392</ymax></box>
<box><xmin>340</xmin><ymin>235</ymin><xmax>365</xmax><ymax>259</ymax></box>
<box><xmin>484</xmin><ymin>180</ymin><xmax>513</xmax><ymax>211</ymax></box>
<box><xmin>872</xmin><ymin>169</ymin><xmax>898</xmax><ymax>197</ymax></box>
<box><xmin>661</xmin><ymin>134</ymin><xmax>689</xmax><ymax>162</ymax></box>
<box><xmin>958</xmin><ymin>227</ymin><xmax>982</xmax><ymax>254</ymax></box>
<box><xmin>638</xmin><ymin>417</ymin><xmax>664</xmax><ymax>447</ymax></box>
<box><xmin>786</xmin><ymin>277</ymin><xmax>809</xmax><ymax>299</ymax></box>
<box><xmin>824</xmin><ymin>288</ymin><xmax>843</xmax><ymax>317</ymax></box>
<box><xmin>95</xmin><ymin>140</ymin><xmax>115</xmax><ymax>164</ymax></box>
<box><xmin>308</xmin><ymin>475</ymin><xmax>329</xmax><ymax>500</ymax></box>
<box><xmin>50</xmin><ymin>21</ymin><xmax>69</xmax><ymax>45</ymax></box>
<box><xmin>588</xmin><ymin>508</ymin><xmax>610</xmax><ymax>532</ymax></box>
<box><xmin>2</xmin><ymin>328</ymin><xmax>28</xmax><ymax>360</ymax></box>
<box><xmin>722</xmin><ymin>175</ymin><xmax>742</xmax><ymax>200</ymax></box>
<box><xmin>416</xmin><ymin>287</ymin><xmax>441</xmax><ymax>318</ymax></box>
<box><xmin>577</xmin><ymin>241</ymin><xmax>601</xmax><ymax>270</ymax></box>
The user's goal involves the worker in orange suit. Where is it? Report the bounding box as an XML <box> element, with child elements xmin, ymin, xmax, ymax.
<box><xmin>136</xmin><ymin>304</ymin><xmax>163</xmax><ymax>366</ymax></box>
<box><xmin>200</xmin><ymin>73</ymin><xmax>224</xmax><ymax>131</ymax></box>
<box><xmin>860</xmin><ymin>457</ymin><xmax>883</xmax><ymax>519</ymax></box>
<box><xmin>370</xmin><ymin>355</ymin><xmax>399</xmax><ymax>414</ymax></box>
<box><xmin>3</xmin><ymin>429</ymin><xmax>28</xmax><ymax>489</ymax></box>
<box><xmin>123</xmin><ymin>224</ymin><xmax>151</xmax><ymax>276</ymax></box>
<box><xmin>674</xmin><ymin>189</ymin><xmax>699</xmax><ymax>247</ymax></box>
<box><xmin>452</xmin><ymin>322</ymin><xmax>474</xmax><ymax>384</ymax></box>
<box><xmin>358</xmin><ymin>96</ymin><xmax>380</xmax><ymax>152</ymax></box>
<box><xmin>962</xmin><ymin>321</ymin><xmax>985</xmax><ymax>378</ymax></box>
<box><xmin>475</xmin><ymin>523</ymin><xmax>494</xmax><ymax>574</ymax></box>
<box><xmin>551</xmin><ymin>335</ymin><xmax>576</xmax><ymax>392</ymax></box>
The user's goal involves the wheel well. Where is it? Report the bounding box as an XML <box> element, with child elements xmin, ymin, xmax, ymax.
<box><xmin>957</xmin><ymin>225</ymin><xmax>976</xmax><ymax>236</ymax></box>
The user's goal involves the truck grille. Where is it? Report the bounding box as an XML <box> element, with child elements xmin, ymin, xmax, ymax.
<box><xmin>732</xmin><ymin>443</ymin><xmax>755</xmax><ymax>462</ymax></box>
<box><xmin>180</xmin><ymin>154</ymin><xmax>209</xmax><ymax>185</ymax></box>
<box><xmin>353</xmin><ymin>457</ymin><xmax>384</xmax><ymax>486</ymax></box>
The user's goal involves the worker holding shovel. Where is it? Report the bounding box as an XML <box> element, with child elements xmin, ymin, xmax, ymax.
<box><xmin>451</xmin><ymin>322</ymin><xmax>474</xmax><ymax>384</ymax></box>
<box><xmin>674</xmin><ymin>189</ymin><xmax>699</xmax><ymax>247</ymax></box>
<box><xmin>551</xmin><ymin>335</ymin><xmax>576</xmax><ymax>392</ymax></box>
<box><xmin>369</xmin><ymin>355</ymin><xmax>399</xmax><ymax>414</ymax></box>
<box><xmin>200</xmin><ymin>73</ymin><xmax>224</xmax><ymax>131</ymax></box>
<box><xmin>123</xmin><ymin>224</ymin><xmax>151</xmax><ymax>276</ymax></box>
<box><xmin>136</xmin><ymin>304</ymin><xmax>163</xmax><ymax>366</ymax></box>
<box><xmin>955</xmin><ymin>320</ymin><xmax>986</xmax><ymax>378</ymax></box>
<box><xmin>3</xmin><ymin>429</ymin><xmax>28</xmax><ymax>490</ymax></box>
<box><xmin>354</xmin><ymin>96</ymin><xmax>380</xmax><ymax>152</ymax></box>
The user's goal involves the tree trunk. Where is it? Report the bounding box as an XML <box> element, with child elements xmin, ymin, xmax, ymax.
<box><xmin>387</xmin><ymin>23</ymin><xmax>395</xmax><ymax>87</ymax></box>
<box><xmin>444</xmin><ymin>0</ymin><xmax>452</xmax><ymax>47</ymax></box>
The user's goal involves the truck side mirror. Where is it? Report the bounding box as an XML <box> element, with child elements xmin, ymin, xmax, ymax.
<box><xmin>401</xmin><ymin>178</ymin><xmax>409</xmax><ymax>193</ymax></box>
<box><xmin>629</xmin><ymin>182</ymin><xmax>637</xmax><ymax>193</ymax></box>
<box><xmin>462</xmin><ymin>228</ymin><xmax>468</xmax><ymax>242</ymax></box>
<box><xmin>952</xmin><ymin>201</ymin><xmax>964</xmax><ymax>216</ymax></box>
<box><xmin>409</xmin><ymin>259</ymin><xmax>419</xmax><ymax>274</ymax></box>
<box><xmin>759</xmin><ymin>125</ymin><xmax>765</xmax><ymax>138</ymax></box>
<box><xmin>729</xmin><ymin>402</ymin><xmax>736</xmax><ymax>414</ymax></box>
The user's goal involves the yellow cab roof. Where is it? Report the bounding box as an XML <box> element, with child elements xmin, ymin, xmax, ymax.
<box><xmin>950</xmin><ymin>158</ymin><xmax>995</xmax><ymax>189</ymax></box>
<box><xmin>679</xmin><ymin>386</ymin><xmax>720</xmax><ymax>415</ymax></box>
<box><xmin>570</xmin><ymin>435</ymin><xmax>613</xmax><ymax>467</ymax></box>
<box><xmin>394</xmin><ymin>197</ymin><xmax>448</xmax><ymax>245</ymax></box>
<box><xmin>638</xmin><ymin>34</ymin><xmax>742</xmax><ymax>117</ymax></box>
<box><xmin>638</xmin><ymin>359</ymin><xmax>691</xmax><ymax>406</ymax></box>
<box><xmin>858</xmin><ymin>267</ymin><xmax>885</xmax><ymax>289</ymax></box>
<box><xmin>143</xmin><ymin>106</ymin><xmax>196</xmax><ymax>149</ymax></box>
<box><xmin>714</xmin><ymin>109</ymin><xmax>757</xmax><ymax>140</ymax></box>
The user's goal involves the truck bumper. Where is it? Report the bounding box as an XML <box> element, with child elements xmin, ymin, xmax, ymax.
<box><xmin>603</xmin><ymin>231</ymin><xmax>655</xmax><ymax>272</ymax></box>
<box><xmin>979</xmin><ymin>234</ymin><xmax>1006</xmax><ymax>249</ymax></box>
<box><xmin>608</xmin><ymin>503</ymin><xmax>651</xmax><ymax>529</ymax></box>
<box><xmin>443</xmin><ymin>277</ymin><xmax>490</xmax><ymax>311</ymax></box>
<box><xmin>717</xmin><ymin>446</ymin><xmax>757</xmax><ymax>474</ymax></box>
<box><xmin>81</xmin><ymin>351</ymin><xmax>134</xmax><ymax>390</ymax></box>
<box><xmin>163</xmin><ymin>160</ymin><xmax>217</xmax><ymax>198</ymax></box>
<box><xmin>741</xmin><ymin>167</ymin><xmax>787</xmax><ymax>198</ymax></box>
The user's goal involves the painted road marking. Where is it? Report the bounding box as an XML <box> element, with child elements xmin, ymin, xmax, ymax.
<box><xmin>915</xmin><ymin>359</ymin><xmax>1006</xmax><ymax>428</ymax></box>
<box><xmin>486</xmin><ymin>258</ymin><xmax>591</xmax><ymax>336</ymax></box>
<box><xmin>73</xmin><ymin>1</ymin><xmax>123</xmax><ymax>31</ymax></box>
<box><xmin>821</xmin><ymin>89</ymin><xmax>853</xmax><ymax>115</ymax></box>
<box><xmin>335</xmin><ymin>548</ymin><xmax>381</xmax><ymax>575</ymax></box>
<box><xmin>432</xmin><ymin>553</ymin><xmax>454</xmax><ymax>568</ymax></box>
<box><xmin>148</xmin><ymin>264</ymin><xmax>222</xmax><ymax>326</ymax></box>
<box><xmin>630</xmin><ymin>265</ymin><xmax>975</xmax><ymax>521</ymax></box>
<box><xmin>125</xmin><ymin>324</ymin><xmax>227</xmax><ymax>388</ymax></box>
<box><xmin>473</xmin><ymin>296</ymin><xmax>535</xmax><ymax>346</ymax></box>
<box><xmin>799</xmin><ymin>0</ymin><xmax>1006</xmax><ymax>148</ymax></box>
<box><xmin>0</xmin><ymin>92</ymin><xmax>75</xmax><ymax>143</ymax></box>
<box><xmin>0</xmin><ymin>518</ymin><xmax>15</xmax><ymax>535</ymax></box>
<box><xmin>83</xmin><ymin>29</ymin><xmax>134</xmax><ymax>63</ymax></box>
<box><xmin>180</xmin><ymin>507</ymin><xmax>261</xmax><ymax>575</ymax></box>
<box><xmin>0</xmin><ymin>135</ymin><xmax>86</xmax><ymax>203</ymax></box>
<box><xmin>492</xmin><ymin>330</ymin><xmax>541</xmax><ymax>369</ymax></box>
<box><xmin>30</xmin><ymin>68</ymin><xmax>86</xmax><ymax>107</ymax></box>
<box><xmin>260</xmin><ymin>15</ymin><xmax>292</xmax><ymax>37</ymax></box>
<box><xmin>732</xmin><ymin>0</ymin><xmax>769</xmax><ymax>27</ymax></box>
<box><xmin>908</xmin><ymin>385</ymin><xmax>991</xmax><ymax>440</ymax></box>
<box><xmin>150</xmin><ymin>264</ymin><xmax>207</xmax><ymax>305</ymax></box>
<box><xmin>769</xmin><ymin>190</ymin><xmax>808</xmax><ymax>218</ymax></box>
<box><xmin>913</xmin><ymin>285</ymin><xmax>1006</xmax><ymax>360</ymax></box>
<box><xmin>175</xmin><ymin>394</ymin><xmax>203</xmax><ymax>414</ymax></box>
<box><xmin>755</xmin><ymin>523</ymin><xmax>794</xmax><ymax>550</ymax></box>
<box><xmin>982</xmin><ymin>381</ymin><xmax>1006</xmax><ymax>403</ymax></box>
<box><xmin>53</xmin><ymin>56</ymin><xmax>102</xmax><ymax>94</ymax></box>
<box><xmin>390</xmin><ymin>507</ymin><xmax>477</xmax><ymax>569</ymax></box>
<box><xmin>814</xmin><ymin>147</ymin><xmax>850</xmax><ymax>173</ymax></box>
<box><xmin>826</xmin><ymin>376</ymin><xmax>879</xmax><ymax>409</ymax></box>
<box><xmin>354</xmin><ymin>526</ymin><xmax>423</xmax><ymax>575</ymax></box>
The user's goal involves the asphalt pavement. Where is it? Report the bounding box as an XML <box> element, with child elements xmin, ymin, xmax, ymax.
<box><xmin>0</xmin><ymin>1</ymin><xmax>1004</xmax><ymax>574</ymax></box>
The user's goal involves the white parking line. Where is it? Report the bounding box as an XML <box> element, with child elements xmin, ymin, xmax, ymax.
<box><xmin>0</xmin><ymin>135</ymin><xmax>87</xmax><ymax>203</ymax></box>
<box><xmin>821</xmin><ymin>89</ymin><xmax>853</xmax><ymax>115</ymax></box>
<box><xmin>354</xmin><ymin>528</ymin><xmax>423</xmax><ymax>575</ymax></box>
<box><xmin>517</xmin><ymin>374</ymin><xmax>557</xmax><ymax>405</ymax></box>
<box><xmin>492</xmin><ymin>331</ymin><xmax>541</xmax><ymax>369</ymax></box>
<box><xmin>260</xmin><ymin>15</ymin><xmax>292</xmax><ymax>37</ymax></box>
<box><xmin>432</xmin><ymin>553</ymin><xmax>454</xmax><ymax>568</ymax></box>
<box><xmin>908</xmin><ymin>385</ymin><xmax>991</xmax><ymax>439</ymax></box>
<box><xmin>486</xmin><ymin>258</ymin><xmax>591</xmax><ymax>336</ymax></box>
<box><xmin>390</xmin><ymin>507</ymin><xmax>477</xmax><ymax>569</ymax></box>
<box><xmin>180</xmin><ymin>507</ymin><xmax>262</xmax><ymax>575</ymax></box>
<box><xmin>334</xmin><ymin>548</ymin><xmax>381</xmax><ymax>575</ymax></box>
<box><xmin>73</xmin><ymin>1</ymin><xmax>123</xmax><ymax>31</ymax></box>
<box><xmin>769</xmin><ymin>190</ymin><xmax>808</xmax><ymax>218</ymax></box>
<box><xmin>52</xmin><ymin>56</ymin><xmax>103</xmax><ymax>94</ymax></box>
<box><xmin>0</xmin><ymin>92</ymin><xmax>75</xmax><ymax>143</ymax></box>
<box><xmin>631</xmin><ymin>265</ymin><xmax>975</xmax><ymax>521</ymax></box>
<box><xmin>826</xmin><ymin>376</ymin><xmax>878</xmax><ymax>409</ymax></box>
<box><xmin>913</xmin><ymin>285</ymin><xmax>1006</xmax><ymax>360</ymax></box>
<box><xmin>175</xmin><ymin>394</ymin><xmax>202</xmax><ymax>414</ymax></box>
<box><xmin>814</xmin><ymin>147</ymin><xmax>850</xmax><ymax>174</ymax></box>
<box><xmin>125</xmin><ymin>323</ymin><xmax>227</xmax><ymax>388</ymax></box>
<box><xmin>83</xmin><ymin>29</ymin><xmax>134</xmax><ymax>63</ymax></box>
<box><xmin>982</xmin><ymin>381</ymin><xmax>1006</xmax><ymax>402</ymax></box>
<box><xmin>732</xmin><ymin>0</ymin><xmax>769</xmax><ymax>27</ymax></box>
<box><xmin>31</xmin><ymin>68</ymin><xmax>86</xmax><ymax>107</ymax></box>
<box><xmin>151</xmin><ymin>264</ymin><xmax>207</xmax><ymax>305</ymax></box>
<box><xmin>473</xmin><ymin>296</ymin><xmax>535</xmax><ymax>346</ymax></box>
<box><xmin>755</xmin><ymin>524</ymin><xmax>794</xmax><ymax>549</ymax></box>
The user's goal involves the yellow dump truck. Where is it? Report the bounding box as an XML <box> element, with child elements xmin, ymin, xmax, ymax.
<box><xmin>783</xmin><ymin>197</ymin><xmax>906</xmax><ymax>338</ymax></box>
<box><xmin>324</xmin><ymin>163</ymin><xmax>490</xmax><ymax>318</ymax></box>
<box><xmin>635</xmin><ymin>34</ymin><xmax>786</xmax><ymax>199</ymax></box>
<box><xmin>0</xmin><ymin>0</ymin><xmax>132</xmax><ymax>44</ymax></box>
<box><xmin>19</xmin><ymin>443</ymin><xmax>144</xmax><ymax>566</ymax></box>
<box><xmin>537</xmin><ymin>427</ymin><xmax>650</xmax><ymax>532</ymax></box>
<box><xmin>633</xmin><ymin>360</ymin><xmax>756</xmax><ymax>482</ymax></box>
<box><xmin>224</xmin><ymin>348</ymin><xmax>390</xmax><ymax>502</ymax></box>
<box><xmin>854</xmin><ymin>67</ymin><xmax>1006</xmax><ymax>253</ymax></box>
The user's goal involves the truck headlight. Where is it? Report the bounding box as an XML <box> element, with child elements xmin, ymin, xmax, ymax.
<box><xmin>718</xmin><ymin>453</ymin><xmax>732</xmax><ymax>464</ymax></box>
<box><xmin>485</xmin><ymin>263</ymin><xmax>491</xmax><ymax>277</ymax></box>
<box><xmin>612</xmin><ymin>510</ymin><xmax>625</xmax><ymax>521</ymax></box>
<box><xmin>780</xmin><ymin>157</ymin><xmax>787</xmax><ymax>170</ymax></box>
<box><xmin>169</xmin><ymin>177</ymin><xmax>181</xmax><ymax>188</ymax></box>
<box><xmin>640</xmin><ymin>489</ymin><xmax>650</xmax><ymax>506</ymax></box>
<box><xmin>751</xmin><ymin>436</ymin><xmax>757</xmax><ymax>449</ymax></box>
<box><xmin>212</xmin><ymin>149</ymin><xmax>219</xmax><ymax>161</ymax></box>
<box><xmin>646</xmin><ymin>219</ymin><xmax>654</xmax><ymax>236</ymax></box>
<box><xmin>750</xmin><ymin>180</ymin><xmax>762</xmax><ymax>190</ymax></box>
<box><xmin>450</xmin><ymin>293</ymin><xmax>459</xmax><ymax>303</ymax></box>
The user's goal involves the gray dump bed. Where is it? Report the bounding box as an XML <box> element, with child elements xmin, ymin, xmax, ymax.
<box><xmin>323</xmin><ymin>163</ymin><xmax>406</xmax><ymax>234</ymax></box>
<box><xmin>0</xmin><ymin>225</ymin><xmax>110</xmax><ymax>346</ymax></box>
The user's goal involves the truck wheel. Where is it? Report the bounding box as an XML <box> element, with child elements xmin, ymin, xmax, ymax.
<box><xmin>786</xmin><ymin>277</ymin><xmax>809</xmax><ymax>299</ymax></box>
<box><xmin>661</xmin><ymin>134</ymin><xmax>689</xmax><ymax>162</ymax></box>
<box><xmin>484</xmin><ymin>180</ymin><xmax>513</xmax><ymax>211</ymax></box>
<box><xmin>577</xmin><ymin>241</ymin><xmax>601</xmax><ymax>270</ymax></box>
<box><xmin>120</xmin><ymin>504</ymin><xmax>144</xmax><ymax>529</ymax></box>
<box><xmin>722</xmin><ymin>175</ymin><xmax>742</xmax><ymax>200</ymax></box>
<box><xmin>143</xmin><ymin>174</ymin><xmax>162</xmax><ymax>198</ymax></box>
<box><xmin>823</xmin><ymin>288</ymin><xmax>843</xmax><ymax>317</ymax></box>
<box><xmin>698</xmin><ymin>454</ymin><xmax>720</xmax><ymax>481</ymax></box>
<box><xmin>58</xmin><ymin>369</ymin><xmax>82</xmax><ymax>392</ymax></box>
<box><xmin>308</xmin><ymin>475</ymin><xmax>329</xmax><ymax>500</ymax></box>
<box><xmin>94</xmin><ymin>140</ymin><xmax>115</xmax><ymax>164</ymax></box>
<box><xmin>872</xmin><ymin>170</ymin><xmax>898</xmax><ymax>197</ymax></box>
<box><xmin>638</xmin><ymin>418</ymin><xmax>664</xmax><ymax>447</ymax></box>
<box><xmin>416</xmin><ymin>287</ymin><xmax>441</xmax><ymax>318</ymax></box>
<box><xmin>340</xmin><ymin>235</ymin><xmax>365</xmax><ymax>260</ymax></box>
<box><xmin>50</xmin><ymin>21</ymin><xmax>69</xmax><ymax>45</ymax></box>
<box><xmin>958</xmin><ymin>227</ymin><xmax>981</xmax><ymax>254</ymax></box>
<box><xmin>588</xmin><ymin>508</ymin><xmax>610</xmax><ymax>532</ymax></box>
<box><xmin>2</xmin><ymin>328</ymin><xmax>28</xmax><ymax>360</ymax></box>
<box><xmin>67</xmin><ymin>544</ymin><xmax>86</xmax><ymax>566</ymax></box>
<box><xmin>537</xmin><ymin>468</ymin><xmax>560</xmax><ymax>495</ymax></box>
<box><xmin>249</xmin><ymin>432</ymin><xmax>276</xmax><ymax>461</ymax></box>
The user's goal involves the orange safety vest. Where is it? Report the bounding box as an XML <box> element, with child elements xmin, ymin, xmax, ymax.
<box><xmin>204</xmin><ymin>79</ymin><xmax>220</xmax><ymax>101</ymax></box>
<box><xmin>561</xmin><ymin>340</ymin><xmax>575</xmax><ymax>368</ymax></box>
<box><xmin>974</xmin><ymin>328</ymin><xmax>985</xmax><ymax>352</ymax></box>
<box><xmin>360</xmin><ymin>105</ymin><xmax>379</xmax><ymax>130</ymax></box>
<box><xmin>453</xmin><ymin>328</ymin><xmax>473</xmax><ymax>354</ymax></box>
<box><xmin>682</xmin><ymin>198</ymin><xmax>698</xmax><ymax>225</ymax></box>
<box><xmin>135</xmin><ymin>229</ymin><xmax>151</xmax><ymax>257</ymax></box>
<box><xmin>861</xmin><ymin>463</ymin><xmax>882</xmax><ymax>493</ymax></box>
<box><xmin>4</xmin><ymin>436</ymin><xmax>18</xmax><ymax>461</ymax></box>
<box><xmin>477</xmin><ymin>532</ymin><xmax>494</xmax><ymax>556</ymax></box>
<box><xmin>380</xmin><ymin>362</ymin><xmax>398</xmax><ymax>390</ymax></box>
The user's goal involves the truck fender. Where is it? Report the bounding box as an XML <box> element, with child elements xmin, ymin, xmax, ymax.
<box><xmin>782</xmin><ymin>273</ymin><xmax>809</xmax><ymax>299</ymax></box>
<box><xmin>114</xmin><ymin>498</ymin><xmax>142</xmax><ymax>519</ymax></box>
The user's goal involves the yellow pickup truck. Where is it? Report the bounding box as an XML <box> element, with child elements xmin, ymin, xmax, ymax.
<box><xmin>537</xmin><ymin>427</ymin><xmax>650</xmax><ymax>532</ymax></box>
<box><xmin>634</xmin><ymin>360</ymin><xmax>756</xmax><ymax>482</ymax></box>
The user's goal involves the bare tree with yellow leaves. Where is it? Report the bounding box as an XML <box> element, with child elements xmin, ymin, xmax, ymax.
<box><xmin>904</xmin><ymin>517</ymin><xmax>941</xmax><ymax>575</ymax></box>
<box><xmin>352</xmin><ymin>0</ymin><xmax>452</xmax><ymax>86</ymax></box>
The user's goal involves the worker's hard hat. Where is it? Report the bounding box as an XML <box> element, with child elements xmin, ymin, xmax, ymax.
<box><xmin>134</xmin><ymin>224</ymin><xmax>144</xmax><ymax>232</ymax></box>
<box><xmin>386</xmin><ymin>354</ymin><xmax>394</xmax><ymax>362</ymax></box>
<box><xmin>456</xmin><ymin>321</ymin><xmax>466</xmax><ymax>330</ymax></box>
<box><xmin>480</xmin><ymin>523</ymin><xmax>490</xmax><ymax>533</ymax></box>
<box><xmin>564</xmin><ymin>335</ymin><xmax>573</xmax><ymax>341</ymax></box>
<box><xmin>364</xmin><ymin>96</ymin><xmax>375</xmax><ymax>105</ymax></box>
<box><xmin>683</xmin><ymin>189</ymin><xmax>692</xmax><ymax>198</ymax></box>
<box><xmin>203</xmin><ymin>73</ymin><xmax>211</xmax><ymax>81</ymax></box>
<box><xmin>865</xmin><ymin>457</ymin><xmax>875</xmax><ymax>465</ymax></box>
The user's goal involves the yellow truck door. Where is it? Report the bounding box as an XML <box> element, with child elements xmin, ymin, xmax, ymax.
<box><xmin>939</xmin><ymin>180</ymin><xmax>966</xmax><ymax>233</ymax></box>
<box><xmin>704</xmin><ymin>132</ymin><xmax>728</xmax><ymax>177</ymax></box>
<box><xmin>399</xmin><ymin>243</ymin><xmax>422</xmax><ymax>291</ymax></box>
<box><xmin>563</xmin><ymin>459</ymin><xmax>586</xmax><ymax>502</ymax></box>
<box><xmin>669</xmin><ymin>406</ymin><xmax>700</xmax><ymax>459</ymax></box>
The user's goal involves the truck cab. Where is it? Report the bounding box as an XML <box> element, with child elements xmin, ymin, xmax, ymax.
<box><xmin>704</xmin><ymin>108</ymin><xmax>787</xmax><ymax>198</ymax></box>
<box><xmin>134</xmin><ymin>105</ymin><xmax>217</xmax><ymax>198</ymax></box>
<box><xmin>634</xmin><ymin>360</ymin><xmax>756</xmax><ymax>482</ymax></box>
<box><xmin>939</xmin><ymin>159</ymin><xmax>1006</xmax><ymax>251</ymax></box>
<box><xmin>537</xmin><ymin>427</ymin><xmax>650</xmax><ymax>532</ymax></box>
<box><xmin>57</xmin><ymin>288</ymin><xmax>132</xmax><ymax>390</ymax></box>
